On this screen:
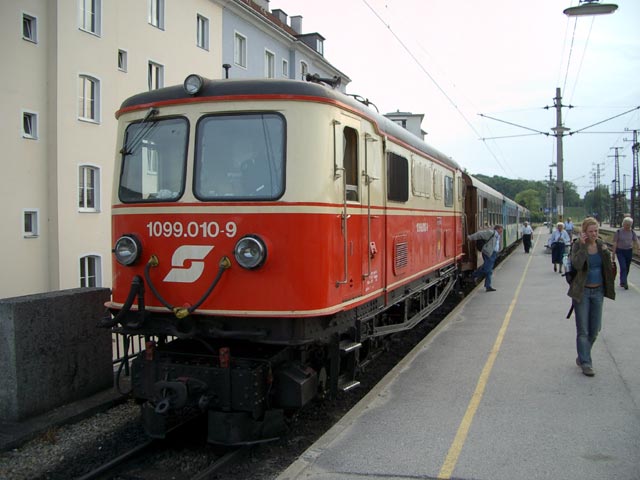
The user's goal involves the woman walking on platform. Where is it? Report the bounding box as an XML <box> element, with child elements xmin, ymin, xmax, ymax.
<box><xmin>568</xmin><ymin>217</ymin><xmax>615</xmax><ymax>377</ymax></box>
<box><xmin>550</xmin><ymin>222</ymin><xmax>571</xmax><ymax>273</ymax></box>
<box><xmin>611</xmin><ymin>217</ymin><xmax>640</xmax><ymax>290</ymax></box>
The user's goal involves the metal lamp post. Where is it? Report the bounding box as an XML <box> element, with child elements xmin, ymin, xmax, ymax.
<box><xmin>556</xmin><ymin>0</ymin><xmax>618</xmax><ymax>222</ymax></box>
<box><xmin>551</xmin><ymin>88</ymin><xmax>570</xmax><ymax>223</ymax></box>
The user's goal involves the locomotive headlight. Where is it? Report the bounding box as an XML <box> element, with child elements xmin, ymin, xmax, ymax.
<box><xmin>234</xmin><ymin>235</ymin><xmax>267</xmax><ymax>270</ymax></box>
<box><xmin>183</xmin><ymin>74</ymin><xmax>203</xmax><ymax>95</ymax></box>
<box><xmin>113</xmin><ymin>235</ymin><xmax>142</xmax><ymax>266</ymax></box>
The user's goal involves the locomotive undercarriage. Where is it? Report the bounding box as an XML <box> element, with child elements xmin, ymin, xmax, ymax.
<box><xmin>110</xmin><ymin>265</ymin><xmax>458</xmax><ymax>445</ymax></box>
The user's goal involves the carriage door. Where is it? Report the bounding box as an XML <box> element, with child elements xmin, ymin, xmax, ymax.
<box><xmin>335</xmin><ymin>123</ymin><xmax>363</xmax><ymax>301</ymax></box>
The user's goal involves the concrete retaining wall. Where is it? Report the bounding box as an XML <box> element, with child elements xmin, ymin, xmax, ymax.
<box><xmin>0</xmin><ymin>288</ymin><xmax>113</xmax><ymax>422</ymax></box>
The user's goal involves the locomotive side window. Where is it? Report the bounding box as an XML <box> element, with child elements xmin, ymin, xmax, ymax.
<box><xmin>387</xmin><ymin>152</ymin><xmax>409</xmax><ymax>202</ymax></box>
<box><xmin>343</xmin><ymin>127</ymin><xmax>359</xmax><ymax>201</ymax></box>
<box><xmin>444</xmin><ymin>175</ymin><xmax>453</xmax><ymax>207</ymax></box>
<box><xmin>119</xmin><ymin>117</ymin><xmax>188</xmax><ymax>202</ymax></box>
<box><xmin>194</xmin><ymin>113</ymin><xmax>285</xmax><ymax>200</ymax></box>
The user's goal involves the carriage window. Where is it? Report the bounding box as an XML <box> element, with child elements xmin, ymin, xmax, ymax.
<box><xmin>387</xmin><ymin>152</ymin><xmax>409</xmax><ymax>202</ymax></box>
<box><xmin>194</xmin><ymin>113</ymin><xmax>285</xmax><ymax>200</ymax></box>
<box><xmin>444</xmin><ymin>175</ymin><xmax>453</xmax><ymax>207</ymax></box>
<box><xmin>343</xmin><ymin>127</ymin><xmax>358</xmax><ymax>201</ymax></box>
<box><xmin>118</xmin><ymin>117</ymin><xmax>188</xmax><ymax>202</ymax></box>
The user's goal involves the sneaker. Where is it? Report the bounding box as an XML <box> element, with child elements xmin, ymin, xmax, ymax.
<box><xmin>581</xmin><ymin>365</ymin><xmax>595</xmax><ymax>377</ymax></box>
<box><xmin>576</xmin><ymin>357</ymin><xmax>581</xmax><ymax>367</ymax></box>
<box><xmin>554</xmin><ymin>264</ymin><xmax>557</xmax><ymax>272</ymax></box>
<box><xmin>486</xmin><ymin>287</ymin><xmax>496</xmax><ymax>292</ymax></box>
<box><xmin>624</xmin><ymin>284</ymin><xmax>629</xmax><ymax>290</ymax></box>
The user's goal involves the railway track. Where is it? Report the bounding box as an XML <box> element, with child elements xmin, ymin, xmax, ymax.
<box><xmin>72</xmin><ymin>411</ymin><xmax>251</xmax><ymax>480</ymax></box>
<box><xmin>76</xmin><ymin>439</ymin><xmax>249</xmax><ymax>480</ymax></box>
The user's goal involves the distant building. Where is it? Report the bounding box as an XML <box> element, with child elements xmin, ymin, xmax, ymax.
<box><xmin>223</xmin><ymin>0</ymin><xmax>349</xmax><ymax>87</ymax></box>
<box><xmin>384</xmin><ymin>111</ymin><xmax>427</xmax><ymax>140</ymax></box>
<box><xmin>0</xmin><ymin>0</ymin><xmax>348</xmax><ymax>299</ymax></box>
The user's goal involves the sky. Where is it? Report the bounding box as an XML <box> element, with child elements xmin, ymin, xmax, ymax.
<box><xmin>270</xmin><ymin>0</ymin><xmax>640</xmax><ymax>196</ymax></box>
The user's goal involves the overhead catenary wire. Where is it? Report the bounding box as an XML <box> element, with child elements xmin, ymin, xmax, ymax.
<box><xmin>360</xmin><ymin>0</ymin><xmax>515</xmax><ymax>177</ymax></box>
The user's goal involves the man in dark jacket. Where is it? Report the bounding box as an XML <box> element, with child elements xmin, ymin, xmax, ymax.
<box><xmin>468</xmin><ymin>225</ymin><xmax>503</xmax><ymax>292</ymax></box>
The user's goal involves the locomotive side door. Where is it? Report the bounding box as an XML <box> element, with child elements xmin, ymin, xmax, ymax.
<box><xmin>335</xmin><ymin>117</ymin><xmax>364</xmax><ymax>301</ymax></box>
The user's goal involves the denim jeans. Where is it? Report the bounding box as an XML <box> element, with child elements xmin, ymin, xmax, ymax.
<box><xmin>473</xmin><ymin>252</ymin><xmax>497</xmax><ymax>288</ymax></box>
<box><xmin>616</xmin><ymin>248</ymin><xmax>632</xmax><ymax>286</ymax></box>
<box><xmin>573</xmin><ymin>285</ymin><xmax>604</xmax><ymax>367</ymax></box>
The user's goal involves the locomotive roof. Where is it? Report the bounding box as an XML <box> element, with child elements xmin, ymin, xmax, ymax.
<box><xmin>118</xmin><ymin>77</ymin><xmax>461</xmax><ymax>171</ymax></box>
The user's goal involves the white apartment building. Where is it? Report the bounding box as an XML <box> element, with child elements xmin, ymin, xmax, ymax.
<box><xmin>1</xmin><ymin>0</ymin><xmax>349</xmax><ymax>299</ymax></box>
<box><xmin>1</xmin><ymin>0</ymin><xmax>223</xmax><ymax>299</ymax></box>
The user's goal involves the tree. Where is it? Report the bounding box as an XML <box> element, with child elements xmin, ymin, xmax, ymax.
<box><xmin>515</xmin><ymin>189</ymin><xmax>542</xmax><ymax>212</ymax></box>
<box><xmin>583</xmin><ymin>186</ymin><xmax>610</xmax><ymax>222</ymax></box>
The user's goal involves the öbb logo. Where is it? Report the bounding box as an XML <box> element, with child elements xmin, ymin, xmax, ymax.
<box><xmin>163</xmin><ymin>245</ymin><xmax>214</xmax><ymax>283</ymax></box>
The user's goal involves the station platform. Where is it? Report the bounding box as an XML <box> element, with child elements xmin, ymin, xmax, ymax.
<box><xmin>278</xmin><ymin>227</ymin><xmax>640</xmax><ymax>480</ymax></box>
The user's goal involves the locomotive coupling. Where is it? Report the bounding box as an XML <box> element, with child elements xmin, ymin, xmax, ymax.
<box><xmin>173</xmin><ymin>307</ymin><xmax>190</xmax><ymax>319</ymax></box>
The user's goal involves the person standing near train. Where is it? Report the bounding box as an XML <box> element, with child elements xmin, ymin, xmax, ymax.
<box><xmin>468</xmin><ymin>225</ymin><xmax>503</xmax><ymax>292</ymax></box>
<box><xmin>564</xmin><ymin>217</ymin><xmax>574</xmax><ymax>240</ymax></box>
<box><xmin>550</xmin><ymin>222</ymin><xmax>571</xmax><ymax>273</ymax></box>
<box><xmin>522</xmin><ymin>221</ymin><xmax>533</xmax><ymax>253</ymax></box>
<box><xmin>568</xmin><ymin>217</ymin><xmax>615</xmax><ymax>377</ymax></box>
<box><xmin>611</xmin><ymin>217</ymin><xmax>640</xmax><ymax>290</ymax></box>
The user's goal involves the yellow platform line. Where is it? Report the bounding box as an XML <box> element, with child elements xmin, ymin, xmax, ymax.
<box><xmin>437</xmin><ymin>232</ymin><xmax>537</xmax><ymax>479</ymax></box>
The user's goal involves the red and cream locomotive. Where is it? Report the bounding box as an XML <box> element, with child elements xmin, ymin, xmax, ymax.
<box><xmin>106</xmin><ymin>74</ymin><xmax>470</xmax><ymax>444</ymax></box>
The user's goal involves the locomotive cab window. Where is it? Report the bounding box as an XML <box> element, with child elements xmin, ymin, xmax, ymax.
<box><xmin>194</xmin><ymin>112</ymin><xmax>285</xmax><ymax>200</ymax></box>
<box><xmin>119</xmin><ymin>117</ymin><xmax>188</xmax><ymax>202</ymax></box>
<box><xmin>387</xmin><ymin>152</ymin><xmax>409</xmax><ymax>202</ymax></box>
<box><xmin>343</xmin><ymin>127</ymin><xmax>358</xmax><ymax>201</ymax></box>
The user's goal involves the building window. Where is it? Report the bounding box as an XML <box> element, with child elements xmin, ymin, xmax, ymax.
<box><xmin>23</xmin><ymin>210</ymin><xmax>39</xmax><ymax>237</ymax></box>
<box><xmin>79</xmin><ymin>0</ymin><xmax>101</xmax><ymax>36</ymax></box>
<box><xmin>282</xmin><ymin>59</ymin><xmax>289</xmax><ymax>78</ymax></box>
<box><xmin>300</xmin><ymin>61</ymin><xmax>308</xmax><ymax>80</ymax></box>
<box><xmin>234</xmin><ymin>32</ymin><xmax>247</xmax><ymax>68</ymax></box>
<box><xmin>196</xmin><ymin>14</ymin><xmax>209</xmax><ymax>50</ymax></box>
<box><xmin>79</xmin><ymin>165</ymin><xmax>100</xmax><ymax>211</ymax></box>
<box><xmin>78</xmin><ymin>75</ymin><xmax>100</xmax><ymax>122</ymax></box>
<box><xmin>22</xmin><ymin>111</ymin><xmax>38</xmax><ymax>139</ymax></box>
<box><xmin>149</xmin><ymin>0</ymin><xmax>165</xmax><ymax>29</ymax></box>
<box><xmin>265</xmin><ymin>50</ymin><xmax>275</xmax><ymax>78</ymax></box>
<box><xmin>316</xmin><ymin>38</ymin><xmax>324</xmax><ymax>56</ymax></box>
<box><xmin>80</xmin><ymin>255</ymin><xmax>102</xmax><ymax>287</ymax></box>
<box><xmin>118</xmin><ymin>49</ymin><xmax>128</xmax><ymax>72</ymax></box>
<box><xmin>22</xmin><ymin>13</ymin><xmax>37</xmax><ymax>43</ymax></box>
<box><xmin>148</xmin><ymin>61</ymin><xmax>164</xmax><ymax>90</ymax></box>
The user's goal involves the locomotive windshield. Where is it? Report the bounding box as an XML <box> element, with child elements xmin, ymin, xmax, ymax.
<box><xmin>118</xmin><ymin>117</ymin><xmax>188</xmax><ymax>202</ymax></box>
<box><xmin>194</xmin><ymin>113</ymin><xmax>285</xmax><ymax>200</ymax></box>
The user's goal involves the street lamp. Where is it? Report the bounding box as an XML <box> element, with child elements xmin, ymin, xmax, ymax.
<box><xmin>564</xmin><ymin>0</ymin><xmax>618</xmax><ymax>17</ymax></box>
<box><xmin>556</xmin><ymin>0</ymin><xmax>618</xmax><ymax>222</ymax></box>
